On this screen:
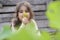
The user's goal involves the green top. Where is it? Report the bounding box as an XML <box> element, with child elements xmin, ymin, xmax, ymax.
<box><xmin>11</xmin><ymin>19</ymin><xmax>38</xmax><ymax>32</ymax></box>
<box><xmin>8</xmin><ymin>19</ymin><xmax>41</xmax><ymax>40</ymax></box>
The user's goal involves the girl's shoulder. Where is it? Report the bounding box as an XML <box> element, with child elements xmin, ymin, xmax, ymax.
<box><xmin>31</xmin><ymin>19</ymin><xmax>37</xmax><ymax>24</ymax></box>
<box><xmin>31</xmin><ymin>19</ymin><xmax>38</xmax><ymax>30</ymax></box>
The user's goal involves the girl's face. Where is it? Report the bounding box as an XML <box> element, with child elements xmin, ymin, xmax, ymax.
<box><xmin>18</xmin><ymin>5</ymin><xmax>30</xmax><ymax>21</ymax></box>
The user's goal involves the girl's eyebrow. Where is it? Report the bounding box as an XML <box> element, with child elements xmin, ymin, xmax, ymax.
<box><xmin>19</xmin><ymin>10</ymin><xmax>22</xmax><ymax>11</ymax></box>
<box><xmin>19</xmin><ymin>9</ymin><xmax>28</xmax><ymax>11</ymax></box>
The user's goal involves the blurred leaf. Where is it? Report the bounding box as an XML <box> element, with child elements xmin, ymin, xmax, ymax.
<box><xmin>39</xmin><ymin>31</ymin><xmax>51</xmax><ymax>40</ymax></box>
<box><xmin>0</xmin><ymin>25</ymin><xmax>11</xmax><ymax>40</ymax></box>
<box><xmin>46</xmin><ymin>1</ymin><xmax>60</xmax><ymax>30</ymax></box>
<box><xmin>54</xmin><ymin>31</ymin><xmax>60</xmax><ymax>40</ymax></box>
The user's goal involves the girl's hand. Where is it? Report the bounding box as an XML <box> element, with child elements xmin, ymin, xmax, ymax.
<box><xmin>22</xmin><ymin>17</ymin><xmax>29</xmax><ymax>24</ymax></box>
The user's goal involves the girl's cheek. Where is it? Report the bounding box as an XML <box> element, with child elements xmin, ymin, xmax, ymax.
<box><xmin>18</xmin><ymin>13</ymin><xmax>23</xmax><ymax>20</ymax></box>
<box><xmin>27</xmin><ymin>13</ymin><xmax>30</xmax><ymax>19</ymax></box>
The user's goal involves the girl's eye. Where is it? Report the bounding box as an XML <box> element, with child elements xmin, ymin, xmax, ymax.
<box><xmin>19</xmin><ymin>10</ymin><xmax>29</xmax><ymax>13</ymax></box>
<box><xmin>19</xmin><ymin>10</ymin><xmax>23</xmax><ymax>13</ymax></box>
<box><xmin>20</xmin><ymin>11</ymin><xmax>23</xmax><ymax>13</ymax></box>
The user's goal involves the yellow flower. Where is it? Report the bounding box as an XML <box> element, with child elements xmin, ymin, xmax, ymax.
<box><xmin>23</xmin><ymin>12</ymin><xmax>28</xmax><ymax>17</ymax></box>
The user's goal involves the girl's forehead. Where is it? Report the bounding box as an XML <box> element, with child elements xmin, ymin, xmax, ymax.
<box><xmin>19</xmin><ymin>5</ymin><xmax>28</xmax><ymax>10</ymax></box>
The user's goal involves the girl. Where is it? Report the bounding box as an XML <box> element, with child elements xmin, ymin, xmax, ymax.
<box><xmin>10</xmin><ymin>1</ymin><xmax>41</xmax><ymax>40</ymax></box>
<box><xmin>11</xmin><ymin>1</ymin><xmax>40</xmax><ymax>34</ymax></box>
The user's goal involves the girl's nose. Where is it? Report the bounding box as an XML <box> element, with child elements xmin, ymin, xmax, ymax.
<box><xmin>23</xmin><ymin>11</ymin><xmax>25</xmax><ymax>14</ymax></box>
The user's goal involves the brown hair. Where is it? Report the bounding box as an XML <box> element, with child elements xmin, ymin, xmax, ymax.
<box><xmin>13</xmin><ymin>1</ymin><xmax>34</xmax><ymax>27</ymax></box>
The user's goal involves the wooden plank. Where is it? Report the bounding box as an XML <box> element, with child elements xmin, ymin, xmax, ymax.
<box><xmin>34</xmin><ymin>12</ymin><xmax>45</xmax><ymax>16</ymax></box>
<box><xmin>0</xmin><ymin>13</ymin><xmax>15</xmax><ymax>18</ymax></box>
<box><xmin>34</xmin><ymin>15</ymin><xmax>47</xmax><ymax>20</ymax></box>
<box><xmin>0</xmin><ymin>22</ymin><xmax>11</xmax><ymax>27</ymax></box>
<box><xmin>32</xmin><ymin>5</ymin><xmax>46</xmax><ymax>11</ymax></box>
<box><xmin>0</xmin><ymin>0</ymin><xmax>15</xmax><ymax>6</ymax></box>
<box><xmin>0</xmin><ymin>5</ymin><xmax>46</xmax><ymax>13</ymax></box>
<box><xmin>30</xmin><ymin>0</ymin><xmax>46</xmax><ymax>5</ymax></box>
<box><xmin>0</xmin><ymin>17</ymin><xmax>12</xmax><ymax>23</ymax></box>
<box><xmin>36</xmin><ymin>20</ymin><xmax>49</xmax><ymax>28</ymax></box>
<box><xmin>0</xmin><ymin>4</ymin><xmax>3</xmax><ymax>8</ymax></box>
<box><xmin>0</xmin><ymin>6</ymin><xmax>16</xmax><ymax>13</ymax></box>
<box><xmin>0</xmin><ymin>13</ymin><xmax>15</xmax><ymax>23</ymax></box>
<box><xmin>2</xmin><ymin>0</ymin><xmax>46</xmax><ymax>6</ymax></box>
<box><xmin>39</xmin><ymin>27</ymin><xmax>56</xmax><ymax>33</ymax></box>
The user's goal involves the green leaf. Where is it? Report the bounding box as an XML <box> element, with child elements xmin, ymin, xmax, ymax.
<box><xmin>46</xmin><ymin>1</ymin><xmax>60</xmax><ymax>30</ymax></box>
<box><xmin>0</xmin><ymin>25</ymin><xmax>11</xmax><ymax>40</ymax></box>
<box><xmin>39</xmin><ymin>31</ymin><xmax>51</xmax><ymax>40</ymax></box>
<box><xmin>54</xmin><ymin>31</ymin><xmax>60</xmax><ymax>40</ymax></box>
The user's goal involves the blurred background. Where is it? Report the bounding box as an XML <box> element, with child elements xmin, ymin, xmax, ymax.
<box><xmin>0</xmin><ymin>0</ymin><xmax>56</xmax><ymax>33</ymax></box>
